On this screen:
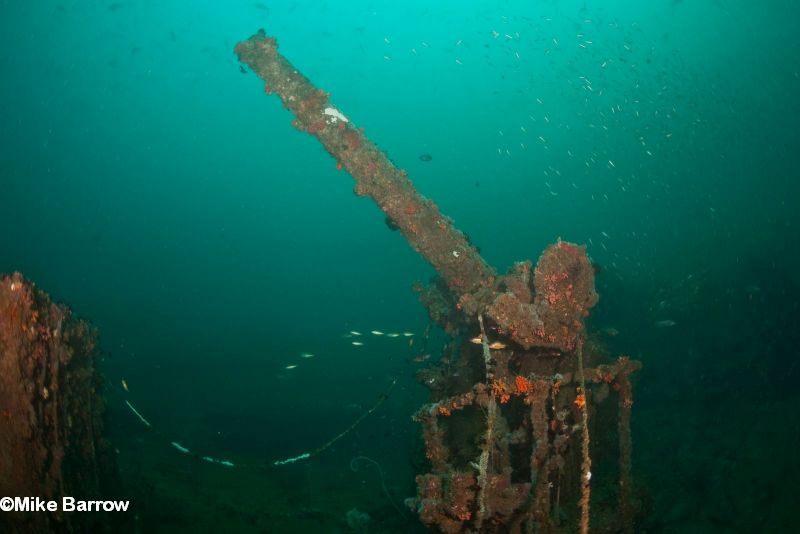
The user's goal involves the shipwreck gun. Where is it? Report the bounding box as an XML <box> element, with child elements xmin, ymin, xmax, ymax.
<box><xmin>236</xmin><ymin>30</ymin><xmax>641</xmax><ymax>534</ymax></box>
<box><xmin>235</xmin><ymin>30</ymin><xmax>597</xmax><ymax>354</ymax></box>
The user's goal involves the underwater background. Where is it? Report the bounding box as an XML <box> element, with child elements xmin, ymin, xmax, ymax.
<box><xmin>1</xmin><ymin>0</ymin><xmax>798</xmax><ymax>532</ymax></box>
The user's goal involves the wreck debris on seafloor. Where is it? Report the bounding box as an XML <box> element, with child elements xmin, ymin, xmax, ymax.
<box><xmin>236</xmin><ymin>30</ymin><xmax>642</xmax><ymax>533</ymax></box>
<box><xmin>0</xmin><ymin>273</ymin><xmax>120</xmax><ymax>532</ymax></box>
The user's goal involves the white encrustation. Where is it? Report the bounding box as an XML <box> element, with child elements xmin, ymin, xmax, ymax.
<box><xmin>324</xmin><ymin>106</ymin><xmax>348</xmax><ymax>123</ymax></box>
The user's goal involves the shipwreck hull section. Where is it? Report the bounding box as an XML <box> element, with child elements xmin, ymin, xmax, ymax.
<box><xmin>0</xmin><ymin>273</ymin><xmax>119</xmax><ymax>533</ymax></box>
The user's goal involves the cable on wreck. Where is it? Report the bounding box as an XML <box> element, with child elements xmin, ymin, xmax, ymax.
<box><xmin>120</xmin><ymin>376</ymin><xmax>398</xmax><ymax>470</ymax></box>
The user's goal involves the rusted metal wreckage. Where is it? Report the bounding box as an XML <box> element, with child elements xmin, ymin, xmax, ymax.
<box><xmin>236</xmin><ymin>30</ymin><xmax>642</xmax><ymax>533</ymax></box>
<box><xmin>0</xmin><ymin>273</ymin><xmax>120</xmax><ymax>532</ymax></box>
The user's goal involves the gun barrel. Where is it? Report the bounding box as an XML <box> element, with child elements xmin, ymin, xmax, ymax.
<box><xmin>235</xmin><ymin>31</ymin><xmax>497</xmax><ymax>301</ymax></box>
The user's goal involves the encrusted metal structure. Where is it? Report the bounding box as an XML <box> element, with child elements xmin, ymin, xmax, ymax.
<box><xmin>236</xmin><ymin>30</ymin><xmax>642</xmax><ymax>532</ymax></box>
<box><xmin>0</xmin><ymin>273</ymin><xmax>119</xmax><ymax>533</ymax></box>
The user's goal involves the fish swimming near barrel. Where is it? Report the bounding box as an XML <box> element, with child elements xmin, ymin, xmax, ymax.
<box><xmin>418</xmin><ymin>154</ymin><xmax>432</xmax><ymax>162</ymax></box>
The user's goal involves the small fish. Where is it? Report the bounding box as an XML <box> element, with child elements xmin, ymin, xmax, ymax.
<box><xmin>419</xmin><ymin>153</ymin><xmax>433</xmax><ymax>162</ymax></box>
<box><xmin>350</xmin><ymin>330</ymin><xmax>362</xmax><ymax>336</ymax></box>
<box><xmin>121</xmin><ymin>379</ymin><xmax>129</xmax><ymax>392</ymax></box>
<box><xmin>469</xmin><ymin>336</ymin><xmax>482</xmax><ymax>344</ymax></box>
<box><xmin>371</xmin><ymin>330</ymin><xmax>384</xmax><ymax>335</ymax></box>
<box><xmin>603</xmin><ymin>327</ymin><xmax>619</xmax><ymax>337</ymax></box>
<box><xmin>488</xmin><ymin>342</ymin><xmax>507</xmax><ymax>350</ymax></box>
<box><xmin>413</xmin><ymin>354</ymin><xmax>432</xmax><ymax>363</ymax></box>
<box><xmin>300</xmin><ymin>353</ymin><xmax>315</xmax><ymax>358</ymax></box>
<box><xmin>352</xmin><ymin>341</ymin><xmax>364</xmax><ymax>346</ymax></box>
<box><xmin>387</xmin><ymin>333</ymin><xmax>400</xmax><ymax>338</ymax></box>
<box><xmin>239</xmin><ymin>65</ymin><xmax>247</xmax><ymax>74</ymax></box>
<box><xmin>655</xmin><ymin>320</ymin><xmax>676</xmax><ymax>328</ymax></box>
<box><xmin>285</xmin><ymin>365</ymin><xmax>298</xmax><ymax>370</ymax></box>
<box><xmin>402</xmin><ymin>332</ymin><xmax>414</xmax><ymax>336</ymax></box>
